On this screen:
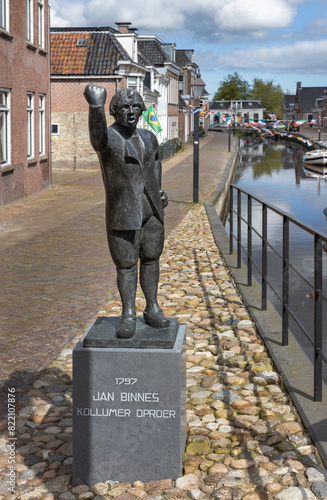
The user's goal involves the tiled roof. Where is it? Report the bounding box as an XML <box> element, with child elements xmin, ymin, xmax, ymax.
<box><xmin>138</xmin><ymin>49</ymin><xmax>153</xmax><ymax>67</ymax></box>
<box><xmin>283</xmin><ymin>94</ymin><xmax>295</xmax><ymax>105</ymax></box>
<box><xmin>242</xmin><ymin>101</ymin><xmax>264</xmax><ymax>109</ymax></box>
<box><xmin>176</xmin><ymin>51</ymin><xmax>189</xmax><ymax>68</ymax></box>
<box><xmin>297</xmin><ymin>87</ymin><xmax>327</xmax><ymax>112</ymax></box>
<box><xmin>50</xmin><ymin>31</ymin><xmax>130</xmax><ymax>76</ymax></box>
<box><xmin>138</xmin><ymin>39</ymin><xmax>170</xmax><ymax>66</ymax></box>
<box><xmin>210</xmin><ymin>101</ymin><xmax>230</xmax><ymax>109</ymax></box>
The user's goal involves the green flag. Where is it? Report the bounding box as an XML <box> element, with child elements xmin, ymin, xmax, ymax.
<box><xmin>142</xmin><ymin>105</ymin><xmax>163</xmax><ymax>134</ymax></box>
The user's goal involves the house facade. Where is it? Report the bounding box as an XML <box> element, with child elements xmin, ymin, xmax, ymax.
<box><xmin>50</xmin><ymin>23</ymin><xmax>194</xmax><ymax>169</ymax></box>
<box><xmin>0</xmin><ymin>0</ymin><xmax>51</xmax><ymax>205</ymax></box>
<box><xmin>50</xmin><ymin>27</ymin><xmax>146</xmax><ymax>169</ymax></box>
<box><xmin>135</xmin><ymin>35</ymin><xmax>180</xmax><ymax>142</ymax></box>
<box><xmin>282</xmin><ymin>94</ymin><xmax>296</xmax><ymax>121</ymax></box>
<box><xmin>176</xmin><ymin>50</ymin><xmax>198</xmax><ymax>142</ymax></box>
<box><xmin>294</xmin><ymin>82</ymin><xmax>327</xmax><ymax>123</ymax></box>
<box><xmin>209</xmin><ymin>100</ymin><xmax>265</xmax><ymax>126</ymax></box>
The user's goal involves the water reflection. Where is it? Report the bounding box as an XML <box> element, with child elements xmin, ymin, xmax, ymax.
<box><xmin>235</xmin><ymin>140</ymin><xmax>327</xmax><ymax>232</ymax></box>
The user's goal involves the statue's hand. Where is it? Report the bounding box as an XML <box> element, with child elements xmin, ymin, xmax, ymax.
<box><xmin>84</xmin><ymin>83</ymin><xmax>107</xmax><ymax>107</ymax></box>
<box><xmin>160</xmin><ymin>190</ymin><xmax>168</xmax><ymax>208</ymax></box>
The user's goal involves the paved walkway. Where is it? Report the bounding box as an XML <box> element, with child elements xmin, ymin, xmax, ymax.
<box><xmin>0</xmin><ymin>203</ymin><xmax>327</xmax><ymax>500</ymax></box>
<box><xmin>0</xmin><ymin>131</ymin><xmax>232</xmax><ymax>402</ymax></box>
<box><xmin>1</xmin><ymin>130</ymin><xmax>327</xmax><ymax>500</ymax></box>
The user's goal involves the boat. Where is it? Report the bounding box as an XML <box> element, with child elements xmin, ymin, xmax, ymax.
<box><xmin>303</xmin><ymin>150</ymin><xmax>327</xmax><ymax>165</ymax></box>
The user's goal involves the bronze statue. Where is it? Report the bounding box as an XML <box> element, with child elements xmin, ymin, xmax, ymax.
<box><xmin>84</xmin><ymin>84</ymin><xmax>169</xmax><ymax>339</ymax></box>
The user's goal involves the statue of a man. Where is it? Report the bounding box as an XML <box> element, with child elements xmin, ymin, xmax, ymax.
<box><xmin>84</xmin><ymin>83</ymin><xmax>169</xmax><ymax>339</ymax></box>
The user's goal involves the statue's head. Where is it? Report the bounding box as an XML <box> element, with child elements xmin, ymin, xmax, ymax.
<box><xmin>110</xmin><ymin>88</ymin><xmax>146</xmax><ymax>129</ymax></box>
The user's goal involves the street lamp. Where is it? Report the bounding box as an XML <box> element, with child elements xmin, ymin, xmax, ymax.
<box><xmin>193</xmin><ymin>108</ymin><xmax>199</xmax><ymax>203</ymax></box>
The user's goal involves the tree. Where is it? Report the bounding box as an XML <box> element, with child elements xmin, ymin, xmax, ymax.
<box><xmin>251</xmin><ymin>78</ymin><xmax>284</xmax><ymax>119</ymax></box>
<box><xmin>213</xmin><ymin>72</ymin><xmax>250</xmax><ymax>100</ymax></box>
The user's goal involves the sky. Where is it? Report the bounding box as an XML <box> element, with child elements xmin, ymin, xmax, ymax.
<box><xmin>50</xmin><ymin>0</ymin><xmax>327</xmax><ymax>98</ymax></box>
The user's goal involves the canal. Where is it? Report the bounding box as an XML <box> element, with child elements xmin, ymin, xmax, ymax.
<box><xmin>229</xmin><ymin>138</ymin><xmax>327</xmax><ymax>376</ymax></box>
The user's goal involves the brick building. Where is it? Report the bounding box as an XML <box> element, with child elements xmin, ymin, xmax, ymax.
<box><xmin>50</xmin><ymin>27</ymin><xmax>147</xmax><ymax>169</ymax></box>
<box><xmin>0</xmin><ymin>0</ymin><xmax>51</xmax><ymax>205</ymax></box>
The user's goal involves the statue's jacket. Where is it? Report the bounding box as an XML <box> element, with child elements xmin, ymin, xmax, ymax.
<box><xmin>97</xmin><ymin>125</ymin><xmax>164</xmax><ymax>231</ymax></box>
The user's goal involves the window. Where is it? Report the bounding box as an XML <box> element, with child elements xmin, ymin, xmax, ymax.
<box><xmin>38</xmin><ymin>0</ymin><xmax>44</xmax><ymax>48</ymax></box>
<box><xmin>26</xmin><ymin>0</ymin><xmax>33</xmax><ymax>43</ymax></box>
<box><xmin>0</xmin><ymin>0</ymin><xmax>9</xmax><ymax>31</ymax></box>
<box><xmin>127</xmin><ymin>77</ymin><xmax>140</xmax><ymax>93</ymax></box>
<box><xmin>27</xmin><ymin>93</ymin><xmax>34</xmax><ymax>158</ymax></box>
<box><xmin>179</xmin><ymin>74</ymin><xmax>184</xmax><ymax>95</ymax></box>
<box><xmin>39</xmin><ymin>95</ymin><xmax>45</xmax><ymax>155</ymax></box>
<box><xmin>51</xmin><ymin>123</ymin><xmax>59</xmax><ymax>135</ymax></box>
<box><xmin>0</xmin><ymin>89</ymin><xmax>10</xmax><ymax>165</ymax></box>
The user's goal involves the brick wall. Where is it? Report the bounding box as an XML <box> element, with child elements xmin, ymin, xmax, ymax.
<box><xmin>0</xmin><ymin>0</ymin><xmax>50</xmax><ymax>205</ymax></box>
<box><xmin>51</xmin><ymin>78</ymin><xmax>124</xmax><ymax>169</ymax></box>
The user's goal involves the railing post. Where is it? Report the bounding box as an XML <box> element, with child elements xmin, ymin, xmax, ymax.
<box><xmin>262</xmin><ymin>204</ymin><xmax>267</xmax><ymax>310</ymax></box>
<box><xmin>229</xmin><ymin>186</ymin><xmax>233</xmax><ymax>255</ymax></box>
<box><xmin>282</xmin><ymin>215</ymin><xmax>289</xmax><ymax>346</ymax></box>
<box><xmin>314</xmin><ymin>233</ymin><xmax>323</xmax><ymax>402</ymax></box>
<box><xmin>247</xmin><ymin>195</ymin><xmax>252</xmax><ymax>286</ymax></box>
<box><xmin>237</xmin><ymin>189</ymin><xmax>241</xmax><ymax>268</ymax></box>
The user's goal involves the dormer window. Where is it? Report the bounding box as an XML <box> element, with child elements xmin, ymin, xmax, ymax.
<box><xmin>77</xmin><ymin>38</ymin><xmax>87</xmax><ymax>47</ymax></box>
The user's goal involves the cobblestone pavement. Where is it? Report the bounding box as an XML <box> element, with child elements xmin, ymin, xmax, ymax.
<box><xmin>1</xmin><ymin>205</ymin><xmax>327</xmax><ymax>500</ymax></box>
<box><xmin>0</xmin><ymin>131</ymin><xmax>232</xmax><ymax>408</ymax></box>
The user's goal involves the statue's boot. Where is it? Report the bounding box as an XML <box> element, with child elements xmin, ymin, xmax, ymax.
<box><xmin>116</xmin><ymin>266</ymin><xmax>137</xmax><ymax>339</ymax></box>
<box><xmin>140</xmin><ymin>260</ymin><xmax>169</xmax><ymax>329</ymax></box>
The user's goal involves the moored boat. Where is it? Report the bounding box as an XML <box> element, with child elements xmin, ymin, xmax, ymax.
<box><xmin>303</xmin><ymin>150</ymin><xmax>327</xmax><ymax>165</ymax></box>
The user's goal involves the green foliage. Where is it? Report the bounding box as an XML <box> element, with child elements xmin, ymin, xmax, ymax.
<box><xmin>251</xmin><ymin>78</ymin><xmax>284</xmax><ymax>119</ymax></box>
<box><xmin>213</xmin><ymin>73</ymin><xmax>284</xmax><ymax>119</ymax></box>
<box><xmin>213</xmin><ymin>72</ymin><xmax>250</xmax><ymax>100</ymax></box>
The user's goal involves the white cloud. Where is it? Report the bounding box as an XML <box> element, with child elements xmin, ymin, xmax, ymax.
<box><xmin>50</xmin><ymin>0</ymin><xmax>297</xmax><ymax>36</ymax></box>
<box><xmin>197</xmin><ymin>39</ymin><xmax>327</xmax><ymax>74</ymax></box>
<box><xmin>50</xmin><ymin>0</ymin><xmax>87</xmax><ymax>27</ymax></box>
<box><xmin>209</xmin><ymin>0</ymin><xmax>295</xmax><ymax>33</ymax></box>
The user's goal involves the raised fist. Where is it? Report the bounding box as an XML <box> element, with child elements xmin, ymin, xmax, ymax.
<box><xmin>84</xmin><ymin>83</ymin><xmax>107</xmax><ymax>107</ymax></box>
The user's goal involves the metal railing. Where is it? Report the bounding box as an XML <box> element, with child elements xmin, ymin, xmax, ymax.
<box><xmin>229</xmin><ymin>184</ymin><xmax>327</xmax><ymax>401</ymax></box>
<box><xmin>159</xmin><ymin>139</ymin><xmax>182</xmax><ymax>161</ymax></box>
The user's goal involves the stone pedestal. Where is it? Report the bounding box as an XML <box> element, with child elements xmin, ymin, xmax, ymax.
<box><xmin>73</xmin><ymin>318</ymin><xmax>186</xmax><ymax>486</ymax></box>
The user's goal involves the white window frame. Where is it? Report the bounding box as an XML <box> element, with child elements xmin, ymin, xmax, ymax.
<box><xmin>127</xmin><ymin>76</ymin><xmax>141</xmax><ymax>93</ymax></box>
<box><xmin>27</xmin><ymin>92</ymin><xmax>34</xmax><ymax>159</ymax></box>
<box><xmin>38</xmin><ymin>0</ymin><xmax>44</xmax><ymax>48</ymax></box>
<box><xmin>39</xmin><ymin>94</ymin><xmax>45</xmax><ymax>155</ymax></box>
<box><xmin>51</xmin><ymin>123</ymin><xmax>59</xmax><ymax>135</ymax></box>
<box><xmin>26</xmin><ymin>0</ymin><xmax>33</xmax><ymax>43</ymax></box>
<box><xmin>0</xmin><ymin>0</ymin><xmax>9</xmax><ymax>32</ymax></box>
<box><xmin>0</xmin><ymin>88</ymin><xmax>10</xmax><ymax>166</ymax></box>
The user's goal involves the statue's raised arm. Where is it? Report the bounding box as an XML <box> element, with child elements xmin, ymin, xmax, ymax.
<box><xmin>84</xmin><ymin>83</ymin><xmax>108</xmax><ymax>152</ymax></box>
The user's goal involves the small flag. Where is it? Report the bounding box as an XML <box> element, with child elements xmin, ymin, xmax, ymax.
<box><xmin>142</xmin><ymin>105</ymin><xmax>163</xmax><ymax>134</ymax></box>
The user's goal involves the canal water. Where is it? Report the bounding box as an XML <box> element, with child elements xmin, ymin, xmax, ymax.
<box><xmin>229</xmin><ymin>138</ymin><xmax>327</xmax><ymax>379</ymax></box>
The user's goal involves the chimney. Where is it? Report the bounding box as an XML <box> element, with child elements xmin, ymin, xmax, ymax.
<box><xmin>114</xmin><ymin>22</ymin><xmax>138</xmax><ymax>63</ymax></box>
<box><xmin>296</xmin><ymin>82</ymin><xmax>302</xmax><ymax>92</ymax></box>
<box><xmin>115</xmin><ymin>22</ymin><xmax>131</xmax><ymax>34</ymax></box>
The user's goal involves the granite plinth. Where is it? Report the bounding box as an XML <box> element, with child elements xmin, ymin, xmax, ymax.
<box><xmin>73</xmin><ymin>321</ymin><xmax>186</xmax><ymax>486</ymax></box>
<box><xmin>83</xmin><ymin>316</ymin><xmax>178</xmax><ymax>348</ymax></box>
